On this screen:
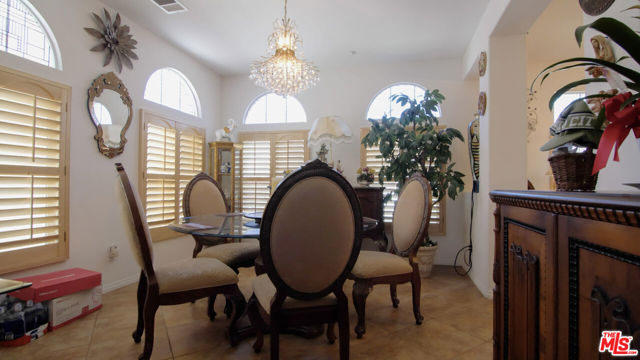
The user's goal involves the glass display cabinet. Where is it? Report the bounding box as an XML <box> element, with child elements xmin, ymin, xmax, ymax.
<box><xmin>209</xmin><ymin>141</ymin><xmax>242</xmax><ymax>211</ymax></box>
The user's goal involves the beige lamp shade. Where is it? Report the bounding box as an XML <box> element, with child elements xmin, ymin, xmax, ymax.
<box><xmin>308</xmin><ymin>116</ymin><xmax>353</xmax><ymax>145</ymax></box>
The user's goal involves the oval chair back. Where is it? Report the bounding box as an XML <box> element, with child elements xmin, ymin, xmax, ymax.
<box><xmin>183</xmin><ymin>172</ymin><xmax>229</xmax><ymax>217</ymax></box>
<box><xmin>392</xmin><ymin>173</ymin><xmax>432</xmax><ymax>255</ymax></box>
<box><xmin>116</xmin><ymin>163</ymin><xmax>156</xmax><ymax>279</ymax></box>
<box><xmin>260</xmin><ymin>159</ymin><xmax>362</xmax><ymax>300</ymax></box>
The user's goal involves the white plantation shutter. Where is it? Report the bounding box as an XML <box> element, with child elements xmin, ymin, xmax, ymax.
<box><xmin>361</xmin><ymin>128</ymin><xmax>445</xmax><ymax>236</ymax></box>
<box><xmin>140</xmin><ymin>111</ymin><xmax>204</xmax><ymax>241</ymax></box>
<box><xmin>178</xmin><ymin>126</ymin><xmax>204</xmax><ymax>218</ymax></box>
<box><xmin>240</xmin><ymin>140</ymin><xmax>271</xmax><ymax>213</ymax></box>
<box><xmin>238</xmin><ymin>131</ymin><xmax>308</xmax><ymax>213</ymax></box>
<box><xmin>275</xmin><ymin>139</ymin><xmax>305</xmax><ymax>174</ymax></box>
<box><xmin>0</xmin><ymin>67</ymin><xmax>69</xmax><ymax>273</ymax></box>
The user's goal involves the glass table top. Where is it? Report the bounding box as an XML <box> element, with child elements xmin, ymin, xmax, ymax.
<box><xmin>169</xmin><ymin>212</ymin><xmax>378</xmax><ymax>239</ymax></box>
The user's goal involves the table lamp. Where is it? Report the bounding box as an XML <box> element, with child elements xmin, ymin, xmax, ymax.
<box><xmin>308</xmin><ymin>116</ymin><xmax>353</xmax><ymax>164</ymax></box>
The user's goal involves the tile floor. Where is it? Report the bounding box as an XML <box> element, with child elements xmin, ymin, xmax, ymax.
<box><xmin>0</xmin><ymin>266</ymin><xmax>492</xmax><ymax>359</ymax></box>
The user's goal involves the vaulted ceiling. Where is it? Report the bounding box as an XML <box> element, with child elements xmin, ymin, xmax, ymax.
<box><xmin>99</xmin><ymin>0</ymin><xmax>490</xmax><ymax>75</ymax></box>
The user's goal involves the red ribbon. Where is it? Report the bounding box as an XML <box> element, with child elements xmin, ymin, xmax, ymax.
<box><xmin>593</xmin><ymin>92</ymin><xmax>640</xmax><ymax>175</ymax></box>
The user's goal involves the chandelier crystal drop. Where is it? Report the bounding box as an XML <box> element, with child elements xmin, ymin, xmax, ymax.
<box><xmin>249</xmin><ymin>0</ymin><xmax>319</xmax><ymax>96</ymax></box>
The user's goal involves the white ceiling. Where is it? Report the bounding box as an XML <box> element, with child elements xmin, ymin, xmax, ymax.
<box><xmin>99</xmin><ymin>0</ymin><xmax>490</xmax><ymax>75</ymax></box>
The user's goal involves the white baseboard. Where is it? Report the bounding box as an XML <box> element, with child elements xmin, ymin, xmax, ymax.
<box><xmin>102</xmin><ymin>273</ymin><xmax>139</xmax><ymax>294</ymax></box>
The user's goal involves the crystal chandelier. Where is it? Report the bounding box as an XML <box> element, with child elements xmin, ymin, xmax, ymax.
<box><xmin>249</xmin><ymin>0</ymin><xmax>319</xmax><ymax>96</ymax></box>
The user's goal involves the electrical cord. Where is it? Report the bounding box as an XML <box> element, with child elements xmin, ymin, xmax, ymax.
<box><xmin>454</xmin><ymin>188</ymin><xmax>474</xmax><ymax>276</ymax></box>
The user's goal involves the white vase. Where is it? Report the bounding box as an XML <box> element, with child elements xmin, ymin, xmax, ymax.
<box><xmin>416</xmin><ymin>245</ymin><xmax>438</xmax><ymax>278</ymax></box>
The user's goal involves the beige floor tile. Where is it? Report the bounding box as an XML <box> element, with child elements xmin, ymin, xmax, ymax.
<box><xmin>166</xmin><ymin>318</ymin><xmax>232</xmax><ymax>357</ymax></box>
<box><xmin>456</xmin><ymin>341</ymin><xmax>494</xmax><ymax>360</ymax></box>
<box><xmin>435</xmin><ymin>301</ymin><xmax>493</xmax><ymax>342</ymax></box>
<box><xmin>87</xmin><ymin>321</ymin><xmax>172</xmax><ymax>360</ymax></box>
<box><xmin>399</xmin><ymin>317</ymin><xmax>487</xmax><ymax>359</ymax></box>
<box><xmin>2</xmin><ymin>265</ymin><xmax>493</xmax><ymax>360</ymax></box>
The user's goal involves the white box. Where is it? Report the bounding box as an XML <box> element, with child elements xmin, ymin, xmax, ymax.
<box><xmin>48</xmin><ymin>286</ymin><xmax>102</xmax><ymax>330</ymax></box>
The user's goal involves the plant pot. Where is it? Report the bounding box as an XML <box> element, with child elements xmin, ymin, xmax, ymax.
<box><xmin>416</xmin><ymin>245</ymin><xmax>438</xmax><ymax>278</ymax></box>
<box><xmin>548</xmin><ymin>151</ymin><xmax>598</xmax><ymax>191</ymax></box>
<box><xmin>357</xmin><ymin>180</ymin><xmax>372</xmax><ymax>187</ymax></box>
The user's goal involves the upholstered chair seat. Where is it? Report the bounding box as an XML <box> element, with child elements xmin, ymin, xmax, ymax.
<box><xmin>246</xmin><ymin>160</ymin><xmax>362</xmax><ymax>360</ymax></box>
<box><xmin>155</xmin><ymin>258</ymin><xmax>238</xmax><ymax>294</ymax></box>
<box><xmin>183</xmin><ymin>173</ymin><xmax>260</xmax><ymax>320</ymax></box>
<box><xmin>252</xmin><ymin>274</ymin><xmax>337</xmax><ymax>314</ymax></box>
<box><xmin>349</xmin><ymin>173</ymin><xmax>432</xmax><ymax>339</ymax></box>
<box><xmin>350</xmin><ymin>250</ymin><xmax>413</xmax><ymax>278</ymax></box>
<box><xmin>115</xmin><ymin>163</ymin><xmax>244</xmax><ymax>360</ymax></box>
<box><xmin>197</xmin><ymin>239</ymin><xmax>260</xmax><ymax>267</ymax></box>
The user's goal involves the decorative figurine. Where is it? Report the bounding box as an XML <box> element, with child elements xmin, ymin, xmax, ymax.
<box><xmin>215</xmin><ymin>118</ymin><xmax>236</xmax><ymax>141</ymax></box>
<box><xmin>316</xmin><ymin>143</ymin><xmax>329</xmax><ymax>163</ymax></box>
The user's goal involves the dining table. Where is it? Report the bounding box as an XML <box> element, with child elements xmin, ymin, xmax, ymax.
<box><xmin>168</xmin><ymin>211</ymin><xmax>379</xmax><ymax>341</ymax></box>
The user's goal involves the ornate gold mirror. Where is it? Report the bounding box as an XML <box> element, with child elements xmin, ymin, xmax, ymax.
<box><xmin>87</xmin><ymin>72</ymin><xmax>132</xmax><ymax>158</ymax></box>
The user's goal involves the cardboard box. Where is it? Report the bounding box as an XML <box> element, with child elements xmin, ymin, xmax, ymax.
<box><xmin>10</xmin><ymin>268</ymin><xmax>101</xmax><ymax>303</ymax></box>
<box><xmin>48</xmin><ymin>286</ymin><xmax>102</xmax><ymax>330</ymax></box>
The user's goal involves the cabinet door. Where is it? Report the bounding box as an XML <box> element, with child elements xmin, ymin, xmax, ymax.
<box><xmin>558</xmin><ymin>216</ymin><xmax>640</xmax><ymax>359</ymax></box>
<box><xmin>355</xmin><ymin>189</ymin><xmax>382</xmax><ymax>220</ymax></box>
<box><xmin>497</xmin><ymin>206</ymin><xmax>556</xmax><ymax>360</ymax></box>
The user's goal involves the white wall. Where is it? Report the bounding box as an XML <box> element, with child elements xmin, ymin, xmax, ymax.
<box><xmin>463</xmin><ymin>0</ymin><xmax>552</xmax><ymax>298</ymax></box>
<box><xmin>1</xmin><ymin>0</ymin><xmax>223</xmax><ymax>291</ymax></box>
<box><xmin>222</xmin><ymin>59</ymin><xmax>477</xmax><ymax>266</ymax></box>
<box><xmin>526</xmin><ymin>0</ymin><xmax>584</xmax><ymax>191</ymax></box>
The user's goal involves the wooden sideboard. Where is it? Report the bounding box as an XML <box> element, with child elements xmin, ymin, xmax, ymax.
<box><xmin>354</xmin><ymin>186</ymin><xmax>386</xmax><ymax>250</ymax></box>
<box><xmin>490</xmin><ymin>190</ymin><xmax>640</xmax><ymax>360</ymax></box>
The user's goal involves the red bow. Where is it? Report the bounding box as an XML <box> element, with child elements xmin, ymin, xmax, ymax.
<box><xmin>592</xmin><ymin>92</ymin><xmax>640</xmax><ymax>175</ymax></box>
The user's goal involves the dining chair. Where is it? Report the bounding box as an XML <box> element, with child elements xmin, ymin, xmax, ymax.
<box><xmin>183</xmin><ymin>172</ymin><xmax>260</xmax><ymax>319</ymax></box>
<box><xmin>115</xmin><ymin>163</ymin><xmax>245</xmax><ymax>360</ymax></box>
<box><xmin>348</xmin><ymin>173</ymin><xmax>431</xmax><ymax>338</ymax></box>
<box><xmin>246</xmin><ymin>159</ymin><xmax>362</xmax><ymax>360</ymax></box>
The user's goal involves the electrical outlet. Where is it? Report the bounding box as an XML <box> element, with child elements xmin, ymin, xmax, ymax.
<box><xmin>108</xmin><ymin>245</ymin><xmax>119</xmax><ymax>260</ymax></box>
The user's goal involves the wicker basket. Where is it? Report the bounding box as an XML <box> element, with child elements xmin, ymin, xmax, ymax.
<box><xmin>548</xmin><ymin>151</ymin><xmax>598</xmax><ymax>191</ymax></box>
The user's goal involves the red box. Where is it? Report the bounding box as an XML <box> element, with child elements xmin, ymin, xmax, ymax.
<box><xmin>9</xmin><ymin>268</ymin><xmax>101</xmax><ymax>303</ymax></box>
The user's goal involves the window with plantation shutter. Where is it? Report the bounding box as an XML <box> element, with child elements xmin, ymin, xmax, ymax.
<box><xmin>360</xmin><ymin>128</ymin><xmax>445</xmax><ymax>236</ymax></box>
<box><xmin>178</xmin><ymin>127</ymin><xmax>204</xmax><ymax>218</ymax></box>
<box><xmin>0</xmin><ymin>66</ymin><xmax>69</xmax><ymax>274</ymax></box>
<box><xmin>140</xmin><ymin>110</ymin><xmax>204</xmax><ymax>241</ymax></box>
<box><xmin>238</xmin><ymin>131</ymin><xmax>307</xmax><ymax>213</ymax></box>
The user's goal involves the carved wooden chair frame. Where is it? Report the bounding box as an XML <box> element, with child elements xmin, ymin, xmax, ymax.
<box><xmin>348</xmin><ymin>172</ymin><xmax>432</xmax><ymax>338</ymax></box>
<box><xmin>183</xmin><ymin>172</ymin><xmax>257</xmax><ymax>320</ymax></box>
<box><xmin>246</xmin><ymin>159</ymin><xmax>363</xmax><ymax>360</ymax></box>
<box><xmin>183</xmin><ymin>172</ymin><xmax>231</xmax><ymax>257</ymax></box>
<box><xmin>116</xmin><ymin>163</ymin><xmax>244</xmax><ymax>360</ymax></box>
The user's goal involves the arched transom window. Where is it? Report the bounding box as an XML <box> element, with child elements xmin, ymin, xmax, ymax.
<box><xmin>0</xmin><ymin>0</ymin><xmax>60</xmax><ymax>68</ymax></box>
<box><xmin>144</xmin><ymin>68</ymin><xmax>201</xmax><ymax>117</ymax></box>
<box><xmin>367</xmin><ymin>83</ymin><xmax>441</xmax><ymax>120</ymax></box>
<box><xmin>244</xmin><ymin>93</ymin><xmax>306</xmax><ymax>125</ymax></box>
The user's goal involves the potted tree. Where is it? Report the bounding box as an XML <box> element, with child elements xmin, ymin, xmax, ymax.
<box><xmin>362</xmin><ymin>89</ymin><xmax>465</xmax><ymax>277</ymax></box>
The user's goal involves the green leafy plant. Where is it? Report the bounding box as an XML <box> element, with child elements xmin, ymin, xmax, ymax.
<box><xmin>532</xmin><ymin>9</ymin><xmax>640</xmax><ymax>119</ymax></box>
<box><xmin>531</xmin><ymin>5</ymin><xmax>640</xmax><ymax>175</ymax></box>
<box><xmin>362</xmin><ymin>89</ymin><xmax>465</xmax><ymax>246</ymax></box>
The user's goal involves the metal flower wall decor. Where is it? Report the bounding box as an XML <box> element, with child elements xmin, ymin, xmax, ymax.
<box><xmin>84</xmin><ymin>9</ymin><xmax>138</xmax><ymax>73</ymax></box>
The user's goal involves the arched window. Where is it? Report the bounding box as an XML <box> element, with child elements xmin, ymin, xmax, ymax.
<box><xmin>367</xmin><ymin>83</ymin><xmax>441</xmax><ymax>120</ymax></box>
<box><xmin>144</xmin><ymin>68</ymin><xmax>201</xmax><ymax>117</ymax></box>
<box><xmin>0</xmin><ymin>0</ymin><xmax>61</xmax><ymax>69</ymax></box>
<box><xmin>244</xmin><ymin>93</ymin><xmax>306</xmax><ymax>124</ymax></box>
